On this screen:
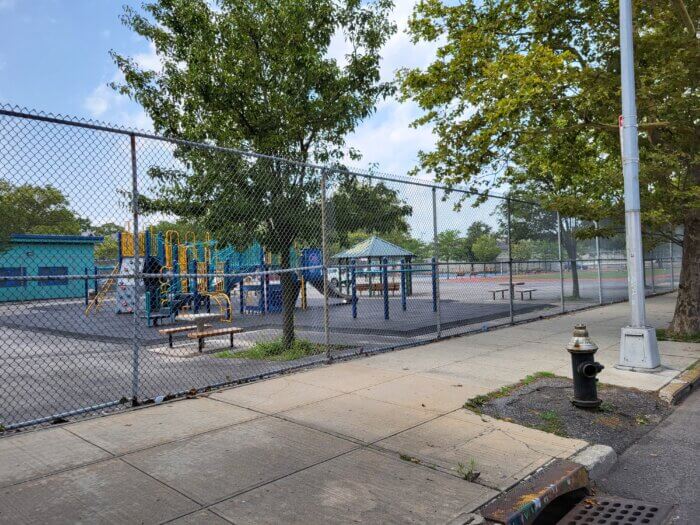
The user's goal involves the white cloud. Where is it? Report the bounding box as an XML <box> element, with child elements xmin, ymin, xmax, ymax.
<box><xmin>83</xmin><ymin>42</ymin><xmax>159</xmax><ymax>129</ymax></box>
<box><xmin>340</xmin><ymin>0</ymin><xmax>440</xmax><ymax>178</ymax></box>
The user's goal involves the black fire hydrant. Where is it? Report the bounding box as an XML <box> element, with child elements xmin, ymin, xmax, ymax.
<box><xmin>567</xmin><ymin>324</ymin><xmax>605</xmax><ymax>408</ymax></box>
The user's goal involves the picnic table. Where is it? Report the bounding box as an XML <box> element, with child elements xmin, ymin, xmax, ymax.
<box><xmin>496</xmin><ymin>282</ymin><xmax>537</xmax><ymax>300</ymax></box>
<box><xmin>490</xmin><ymin>282</ymin><xmax>527</xmax><ymax>300</ymax></box>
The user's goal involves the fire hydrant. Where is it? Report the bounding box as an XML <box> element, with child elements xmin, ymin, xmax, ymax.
<box><xmin>567</xmin><ymin>324</ymin><xmax>605</xmax><ymax>408</ymax></box>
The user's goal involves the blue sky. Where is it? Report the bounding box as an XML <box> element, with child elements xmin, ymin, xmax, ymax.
<box><xmin>0</xmin><ymin>0</ymin><xmax>499</xmax><ymax>234</ymax></box>
<box><xmin>0</xmin><ymin>0</ymin><xmax>438</xmax><ymax>175</ymax></box>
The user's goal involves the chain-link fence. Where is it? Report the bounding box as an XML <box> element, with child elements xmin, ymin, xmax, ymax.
<box><xmin>0</xmin><ymin>106</ymin><xmax>683</xmax><ymax>431</ymax></box>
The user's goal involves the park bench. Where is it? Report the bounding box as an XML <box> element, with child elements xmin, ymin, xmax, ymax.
<box><xmin>355</xmin><ymin>282</ymin><xmax>400</xmax><ymax>295</ymax></box>
<box><xmin>516</xmin><ymin>288</ymin><xmax>537</xmax><ymax>300</ymax></box>
<box><xmin>158</xmin><ymin>324</ymin><xmax>212</xmax><ymax>348</ymax></box>
<box><xmin>187</xmin><ymin>326</ymin><xmax>243</xmax><ymax>352</ymax></box>
<box><xmin>489</xmin><ymin>288</ymin><xmax>509</xmax><ymax>300</ymax></box>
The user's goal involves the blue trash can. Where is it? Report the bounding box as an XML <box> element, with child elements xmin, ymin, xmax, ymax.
<box><xmin>266</xmin><ymin>283</ymin><xmax>283</xmax><ymax>313</ymax></box>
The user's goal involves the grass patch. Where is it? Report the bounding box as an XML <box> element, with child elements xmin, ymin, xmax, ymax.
<box><xmin>656</xmin><ymin>328</ymin><xmax>700</xmax><ymax>343</ymax></box>
<box><xmin>216</xmin><ymin>338</ymin><xmax>341</xmax><ymax>362</ymax></box>
<box><xmin>456</xmin><ymin>459</ymin><xmax>480</xmax><ymax>482</ymax></box>
<box><xmin>598</xmin><ymin>401</ymin><xmax>616</xmax><ymax>413</ymax></box>
<box><xmin>463</xmin><ymin>371</ymin><xmax>556</xmax><ymax>414</ymax></box>
<box><xmin>537</xmin><ymin>410</ymin><xmax>567</xmax><ymax>436</ymax></box>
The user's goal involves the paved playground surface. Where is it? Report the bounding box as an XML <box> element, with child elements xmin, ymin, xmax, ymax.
<box><xmin>0</xmin><ymin>293</ymin><xmax>696</xmax><ymax>524</ymax></box>
<box><xmin>0</xmin><ymin>273</ymin><xmax>672</xmax><ymax>428</ymax></box>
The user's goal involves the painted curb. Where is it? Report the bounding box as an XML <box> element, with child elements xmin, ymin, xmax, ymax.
<box><xmin>570</xmin><ymin>444</ymin><xmax>618</xmax><ymax>481</ymax></box>
<box><xmin>658</xmin><ymin>365</ymin><xmax>700</xmax><ymax>405</ymax></box>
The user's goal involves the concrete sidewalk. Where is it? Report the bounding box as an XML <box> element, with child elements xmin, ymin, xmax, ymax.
<box><xmin>1</xmin><ymin>294</ymin><xmax>697</xmax><ymax>524</ymax></box>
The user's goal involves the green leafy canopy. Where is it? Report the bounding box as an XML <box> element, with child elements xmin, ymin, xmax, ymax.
<box><xmin>400</xmin><ymin>0</ymin><xmax>698</xmax><ymax>241</ymax></box>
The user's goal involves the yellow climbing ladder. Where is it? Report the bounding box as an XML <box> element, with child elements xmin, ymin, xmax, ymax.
<box><xmin>85</xmin><ymin>265</ymin><xmax>119</xmax><ymax>315</ymax></box>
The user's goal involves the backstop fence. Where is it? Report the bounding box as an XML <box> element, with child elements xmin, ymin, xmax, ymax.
<box><xmin>0</xmin><ymin>106</ymin><xmax>682</xmax><ymax>431</ymax></box>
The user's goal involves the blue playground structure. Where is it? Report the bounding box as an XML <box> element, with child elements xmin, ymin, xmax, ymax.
<box><xmin>80</xmin><ymin>230</ymin><xmax>441</xmax><ymax>327</ymax></box>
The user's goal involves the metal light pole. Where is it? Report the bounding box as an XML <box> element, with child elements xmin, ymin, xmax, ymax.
<box><xmin>617</xmin><ymin>0</ymin><xmax>660</xmax><ymax>371</ymax></box>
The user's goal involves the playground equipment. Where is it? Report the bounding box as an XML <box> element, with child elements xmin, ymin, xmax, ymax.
<box><xmin>85</xmin><ymin>228</ymin><xmax>241</xmax><ymax>326</ymax></box>
<box><xmin>84</xmin><ymin>228</ymin><xmax>433</xmax><ymax>326</ymax></box>
<box><xmin>342</xmin><ymin>257</ymin><xmax>438</xmax><ymax>321</ymax></box>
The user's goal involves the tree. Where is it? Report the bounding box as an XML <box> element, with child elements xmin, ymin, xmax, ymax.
<box><xmin>0</xmin><ymin>179</ymin><xmax>86</xmax><ymax>248</ymax></box>
<box><xmin>113</xmin><ymin>0</ymin><xmax>396</xmax><ymax>348</ymax></box>
<box><xmin>511</xmin><ymin>240</ymin><xmax>533</xmax><ymax>262</ymax></box>
<box><xmin>437</xmin><ymin>229</ymin><xmax>465</xmax><ymax>262</ymax></box>
<box><xmin>464</xmin><ymin>221</ymin><xmax>492</xmax><ymax>262</ymax></box>
<box><xmin>401</xmin><ymin>1</ymin><xmax>699</xmax><ymax>334</ymax></box>
<box><xmin>471</xmin><ymin>234</ymin><xmax>501</xmax><ymax>262</ymax></box>
<box><xmin>329</xmin><ymin>178</ymin><xmax>412</xmax><ymax>248</ymax></box>
<box><xmin>95</xmin><ymin>237</ymin><xmax>119</xmax><ymax>261</ymax></box>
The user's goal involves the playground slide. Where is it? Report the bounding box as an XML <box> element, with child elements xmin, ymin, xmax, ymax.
<box><xmin>306</xmin><ymin>275</ymin><xmax>352</xmax><ymax>303</ymax></box>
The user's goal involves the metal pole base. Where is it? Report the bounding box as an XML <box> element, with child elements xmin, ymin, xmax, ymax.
<box><xmin>572</xmin><ymin>397</ymin><xmax>602</xmax><ymax>409</ymax></box>
<box><xmin>617</xmin><ymin>326</ymin><xmax>661</xmax><ymax>371</ymax></box>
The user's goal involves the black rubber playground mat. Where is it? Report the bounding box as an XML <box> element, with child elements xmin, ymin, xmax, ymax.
<box><xmin>0</xmin><ymin>297</ymin><xmax>554</xmax><ymax>342</ymax></box>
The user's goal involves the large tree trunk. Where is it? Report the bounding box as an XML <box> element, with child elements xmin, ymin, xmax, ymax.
<box><xmin>668</xmin><ymin>209</ymin><xmax>700</xmax><ymax>335</ymax></box>
<box><xmin>279</xmin><ymin>247</ymin><xmax>300</xmax><ymax>349</ymax></box>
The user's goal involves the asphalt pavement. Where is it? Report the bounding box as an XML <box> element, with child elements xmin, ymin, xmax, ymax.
<box><xmin>597</xmin><ymin>389</ymin><xmax>699</xmax><ymax>525</ymax></box>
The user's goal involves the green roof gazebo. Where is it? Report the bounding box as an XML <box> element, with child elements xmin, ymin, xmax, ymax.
<box><xmin>332</xmin><ymin>236</ymin><xmax>415</xmax><ymax>296</ymax></box>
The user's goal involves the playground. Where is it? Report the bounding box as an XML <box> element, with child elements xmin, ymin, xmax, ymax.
<box><xmin>0</xmin><ymin>227</ymin><xmax>676</xmax><ymax>429</ymax></box>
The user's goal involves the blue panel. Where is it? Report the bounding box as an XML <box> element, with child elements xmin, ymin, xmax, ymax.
<box><xmin>38</xmin><ymin>266</ymin><xmax>69</xmax><ymax>286</ymax></box>
<box><xmin>0</xmin><ymin>267</ymin><xmax>26</xmax><ymax>288</ymax></box>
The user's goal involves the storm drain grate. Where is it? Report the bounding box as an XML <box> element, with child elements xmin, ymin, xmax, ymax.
<box><xmin>558</xmin><ymin>495</ymin><xmax>673</xmax><ymax>525</ymax></box>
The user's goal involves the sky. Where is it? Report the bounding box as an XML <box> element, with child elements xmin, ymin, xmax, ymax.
<box><xmin>0</xmin><ymin>0</ymin><xmax>439</xmax><ymax>177</ymax></box>
<box><xmin>0</xmin><ymin>0</ymin><xmax>501</xmax><ymax>236</ymax></box>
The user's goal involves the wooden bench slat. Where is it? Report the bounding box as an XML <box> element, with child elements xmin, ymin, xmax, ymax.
<box><xmin>159</xmin><ymin>324</ymin><xmax>211</xmax><ymax>335</ymax></box>
<box><xmin>187</xmin><ymin>327</ymin><xmax>242</xmax><ymax>338</ymax></box>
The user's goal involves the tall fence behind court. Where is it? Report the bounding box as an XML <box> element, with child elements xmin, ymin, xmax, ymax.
<box><xmin>0</xmin><ymin>106</ymin><xmax>682</xmax><ymax>430</ymax></box>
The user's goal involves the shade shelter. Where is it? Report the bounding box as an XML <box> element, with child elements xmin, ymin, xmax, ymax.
<box><xmin>332</xmin><ymin>236</ymin><xmax>415</xmax><ymax>296</ymax></box>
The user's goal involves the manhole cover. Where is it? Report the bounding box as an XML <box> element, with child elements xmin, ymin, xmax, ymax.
<box><xmin>558</xmin><ymin>495</ymin><xmax>673</xmax><ymax>524</ymax></box>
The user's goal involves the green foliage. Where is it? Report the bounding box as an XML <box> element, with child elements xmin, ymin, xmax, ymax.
<box><xmin>402</xmin><ymin>1</ymin><xmax>699</xmax><ymax>319</ymax></box>
<box><xmin>329</xmin><ymin>178</ymin><xmax>412</xmax><ymax>248</ymax></box>
<box><xmin>437</xmin><ymin>229</ymin><xmax>465</xmax><ymax>261</ymax></box>
<box><xmin>538</xmin><ymin>410</ymin><xmax>566</xmax><ymax>436</ymax></box>
<box><xmin>216</xmin><ymin>337</ymin><xmax>333</xmax><ymax>361</ymax></box>
<box><xmin>0</xmin><ymin>179</ymin><xmax>87</xmax><ymax>248</ymax></box>
<box><xmin>471</xmin><ymin>234</ymin><xmax>501</xmax><ymax>262</ymax></box>
<box><xmin>510</xmin><ymin>240</ymin><xmax>533</xmax><ymax>262</ymax></box>
<box><xmin>94</xmin><ymin>236</ymin><xmax>118</xmax><ymax>261</ymax></box>
<box><xmin>401</xmin><ymin>0</ymin><xmax>698</xmax><ymax>242</ymax></box>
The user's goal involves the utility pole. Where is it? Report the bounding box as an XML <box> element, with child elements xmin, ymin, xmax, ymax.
<box><xmin>617</xmin><ymin>0</ymin><xmax>660</xmax><ymax>371</ymax></box>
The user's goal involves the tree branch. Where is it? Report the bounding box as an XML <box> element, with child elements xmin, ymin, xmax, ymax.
<box><xmin>672</xmin><ymin>0</ymin><xmax>697</xmax><ymax>37</ymax></box>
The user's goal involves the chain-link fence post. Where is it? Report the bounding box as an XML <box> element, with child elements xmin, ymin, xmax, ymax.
<box><xmin>669</xmin><ymin>240</ymin><xmax>675</xmax><ymax>290</ymax></box>
<box><xmin>595</xmin><ymin>221</ymin><xmax>603</xmax><ymax>304</ymax></box>
<box><xmin>556</xmin><ymin>212</ymin><xmax>565</xmax><ymax>313</ymax></box>
<box><xmin>432</xmin><ymin>186</ymin><xmax>441</xmax><ymax>338</ymax></box>
<box><xmin>130</xmin><ymin>134</ymin><xmax>140</xmax><ymax>405</ymax></box>
<box><xmin>650</xmin><ymin>256</ymin><xmax>655</xmax><ymax>294</ymax></box>
<box><xmin>320</xmin><ymin>168</ymin><xmax>331</xmax><ymax>358</ymax></box>
<box><xmin>506</xmin><ymin>196</ymin><xmax>514</xmax><ymax>324</ymax></box>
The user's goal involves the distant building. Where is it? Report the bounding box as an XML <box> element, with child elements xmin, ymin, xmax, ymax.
<box><xmin>0</xmin><ymin>234</ymin><xmax>103</xmax><ymax>302</ymax></box>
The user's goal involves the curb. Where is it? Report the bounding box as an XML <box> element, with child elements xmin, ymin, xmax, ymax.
<box><xmin>570</xmin><ymin>444</ymin><xmax>617</xmax><ymax>481</ymax></box>
<box><xmin>659</xmin><ymin>365</ymin><xmax>700</xmax><ymax>405</ymax></box>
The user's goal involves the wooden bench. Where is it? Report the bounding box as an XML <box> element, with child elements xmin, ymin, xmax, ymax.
<box><xmin>489</xmin><ymin>288</ymin><xmax>509</xmax><ymax>300</ymax></box>
<box><xmin>516</xmin><ymin>288</ymin><xmax>537</xmax><ymax>300</ymax></box>
<box><xmin>187</xmin><ymin>326</ymin><xmax>243</xmax><ymax>352</ymax></box>
<box><xmin>158</xmin><ymin>324</ymin><xmax>212</xmax><ymax>348</ymax></box>
<box><xmin>355</xmin><ymin>282</ymin><xmax>400</xmax><ymax>295</ymax></box>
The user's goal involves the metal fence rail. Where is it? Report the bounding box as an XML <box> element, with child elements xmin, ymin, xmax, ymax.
<box><xmin>0</xmin><ymin>106</ymin><xmax>682</xmax><ymax>431</ymax></box>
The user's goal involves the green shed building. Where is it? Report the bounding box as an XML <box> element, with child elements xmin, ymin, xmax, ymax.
<box><xmin>0</xmin><ymin>234</ymin><xmax>103</xmax><ymax>302</ymax></box>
